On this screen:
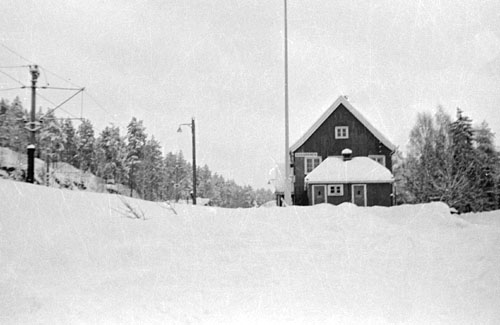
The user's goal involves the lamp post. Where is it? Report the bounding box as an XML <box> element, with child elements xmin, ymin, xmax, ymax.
<box><xmin>177</xmin><ymin>117</ymin><xmax>196</xmax><ymax>205</ymax></box>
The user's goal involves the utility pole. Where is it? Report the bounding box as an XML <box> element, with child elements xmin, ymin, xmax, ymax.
<box><xmin>177</xmin><ymin>118</ymin><xmax>197</xmax><ymax>205</ymax></box>
<box><xmin>283</xmin><ymin>0</ymin><xmax>292</xmax><ymax>206</ymax></box>
<box><xmin>26</xmin><ymin>65</ymin><xmax>40</xmax><ymax>183</ymax></box>
<box><xmin>191</xmin><ymin>117</ymin><xmax>197</xmax><ymax>205</ymax></box>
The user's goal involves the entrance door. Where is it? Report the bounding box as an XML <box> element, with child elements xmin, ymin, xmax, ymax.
<box><xmin>312</xmin><ymin>185</ymin><xmax>326</xmax><ymax>205</ymax></box>
<box><xmin>352</xmin><ymin>184</ymin><xmax>366</xmax><ymax>206</ymax></box>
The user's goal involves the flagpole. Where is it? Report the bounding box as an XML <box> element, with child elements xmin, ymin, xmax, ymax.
<box><xmin>283</xmin><ymin>0</ymin><xmax>292</xmax><ymax>205</ymax></box>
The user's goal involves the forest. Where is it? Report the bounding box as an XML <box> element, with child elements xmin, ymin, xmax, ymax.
<box><xmin>0</xmin><ymin>97</ymin><xmax>274</xmax><ymax>208</ymax></box>
<box><xmin>395</xmin><ymin>107</ymin><xmax>500</xmax><ymax>213</ymax></box>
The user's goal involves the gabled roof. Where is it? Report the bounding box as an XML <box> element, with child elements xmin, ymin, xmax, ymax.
<box><xmin>305</xmin><ymin>156</ymin><xmax>394</xmax><ymax>184</ymax></box>
<box><xmin>290</xmin><ymin>96</ymin><xmax>396</xmax><ymax>153</ymax></box>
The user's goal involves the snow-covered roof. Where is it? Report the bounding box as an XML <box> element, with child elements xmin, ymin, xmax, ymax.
<box><xmin>290</xmin><ymin>96</ymin><xmax>396</xmax><ymax>153</ymax></box>
<box><xmin>305</xmin><ymin>156</ymin><xmax>394</xmax><ymax>184</ymax></box>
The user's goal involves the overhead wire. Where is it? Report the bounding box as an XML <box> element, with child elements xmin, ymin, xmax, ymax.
<box><xmin>40</xmin><ymin>86</ymin><xmax>84</xmax><ymax>91</ymax></box>
<box><xmin>39</xmin><ymin>65</ymin><xmax>82</xmax><ymax>88</ymax></box>
<box><xmin>83</xmin><ymin>91</ymin><xmax>110</xmax><ymax>115</ymax></box>
<box><xmin>0</xmin><ymin>87</ymin><xmax>24</xmax><ymax>92</ymax></box>
<box><xmin>80</xmin><ymin>90</ymin><xmax>84</xmax><ymax>119</ymax></box>
<box><xmin>37</xmin><ymin>66</ymin><xmax>114</xmax><ymax>121</ymax></box>
<box><xmin>0</xmin><ymin>69</ymin><xmax>26</xmax><ymax>87</ymax></box>
<box><xmin>36</xmin><ymin>92</ymin><xmax>79</xmax><ymax>119</ymax></box>
<box><xmin>42</xmin><ymin>88</ymin><xmax>85</xmax><ymax>118</ymax></box>
<box><xmin>1</xmin><ymin>43</ymin><xmax>119</xmax><ymax>127</ymax></box>
<box><xmin>0</xmin><ymin>65</ymin><xmax>30</xmax><ymax>69</ymax></box>
<box><xmin>0</xmin><ymin>43</ymin><xmax>34</xmax><ymax>64</ymax></box>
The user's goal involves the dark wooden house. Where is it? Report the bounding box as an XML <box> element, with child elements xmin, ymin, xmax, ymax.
<box><xmin>289</xmin><ymin>96</ymin><xmax>396</xmax><ymax>206</ymax></box>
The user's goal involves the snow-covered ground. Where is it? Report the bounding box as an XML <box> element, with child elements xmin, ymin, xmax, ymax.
<box><xmin>1</xmin><ymin>179</ymin><xmax>499</xmax><ymax>324</ymax></box>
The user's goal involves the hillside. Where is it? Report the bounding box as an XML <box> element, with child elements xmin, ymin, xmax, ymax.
<box><xmin>0</xmin><ymin>147</ymin><xmax>132</xmax><ymax>195</ymax></box>
<box><xmin>1</xmin><ymin>178</ymin><xmax>500</xmax><ymax>324</ymax></box>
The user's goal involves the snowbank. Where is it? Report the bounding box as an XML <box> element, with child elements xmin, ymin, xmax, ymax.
<box><xmin>1</xmin><ymin>179</ymin><xmax>499</xmax><ymax>324</ymax></box>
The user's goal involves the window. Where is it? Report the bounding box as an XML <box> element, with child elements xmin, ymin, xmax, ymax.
<box><xmin>369</xmin><ymin>155</ymin><xmax>386</xmax><ymax>167</ymax></box>
<box><xmin>305</xmin><ymin>156</ymin><xmax>321</xmax><ymax>174</ymax></box>
<box><xmin>328</xmin><ymin>184</ymin><xmax>344</xmax><ymax>196</ymax></box>
<box><xmin>335</xmin><ymin>126</ymin><xmax>349</xmax><ymax>139</ymax></box>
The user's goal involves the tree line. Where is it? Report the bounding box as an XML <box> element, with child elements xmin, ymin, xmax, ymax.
<box><xmin>0</xmin><ymin>97</ymin><xmax>274</xmax><ymax>208</ymax></box>
<box><xmin>395</xmin><ymin>106</ymin><xmax>500</xmax><ymax>213</ymax></box>
<box><xmin>3</xmin><ymin>96</ymin><xmax>499</xmax><ymax>212</ymax></box>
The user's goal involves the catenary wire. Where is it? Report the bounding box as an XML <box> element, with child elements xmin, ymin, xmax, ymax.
<box><xmin>0</xmin><ymin>69</ymin><xmax>26</xmax><ymax>86</ymax></box>
<box><xmin>0</xmin><ymin>43</ymin><xmax>35</xmax><ymax>64</ymax></box>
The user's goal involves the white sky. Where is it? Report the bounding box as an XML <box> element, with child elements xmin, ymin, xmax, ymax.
<box><xmin>1</xmin><ymin>0</ymin><xmax>500</xmax><ymax>189</ymax></box>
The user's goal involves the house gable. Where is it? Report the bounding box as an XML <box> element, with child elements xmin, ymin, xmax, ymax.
<box><xmin>290</xmin><ymin>96</ymin><xmax>396</xmax><ymax>153</ymax></box>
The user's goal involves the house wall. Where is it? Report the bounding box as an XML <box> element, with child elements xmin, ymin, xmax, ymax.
<box><xmin>307</xmin><ymin>183</ymin><xmax>393</xmax><ymax>207</ymax></box>
<box><xmin>293</xmin><ymin>104</ymin><xmax>393</xmax><ymax>206</ymax></box>
<box><xmin>366</xmin><ymin>183</ymin><xmax>393</xmax><ymax>206</ymax></box>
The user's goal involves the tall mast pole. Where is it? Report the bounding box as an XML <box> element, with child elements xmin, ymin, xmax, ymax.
<box><xmin>283</xmin><ymin>0</ymin><xmax>292</xmax><ymax>205</ymax></box>
<box><xmin>191</xmin><ymin>117</ymin><xmax>197</xmax><ymax>205</ymax></box>
<box><xmin>26</xmin><ymin>65</ymin><xmax>40</xmax><ymax>183</ymax></box>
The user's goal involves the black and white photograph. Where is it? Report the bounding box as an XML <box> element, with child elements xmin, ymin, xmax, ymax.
<box><xmin>1</xmin><ymin>0</ymin><xmax>500</xmax><ymax>323</ymax></box>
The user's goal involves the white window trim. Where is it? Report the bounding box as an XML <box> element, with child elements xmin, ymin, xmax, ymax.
<box><xmin>368</xmin><ymin>155</ymin><xmax>386</xmax><ymax>167</ymax></box>
<box><xmin>304</xmin><ymin>156</ymin><xmax>322</xmax><ymax>175</ymax></box>
<box><xmin>335</xmin><ymin>126</ymin><xmax>349</xmax><ymax>139</ymax></box>
<box><xmin>327</xmin><ymin>184</ymin><xmax>344</xmax><ymax>196</ymax></box>
<box><xmin>351</xmin><ymin>184</ymin><xmax>367</xmax><ymax>207</ymax></box>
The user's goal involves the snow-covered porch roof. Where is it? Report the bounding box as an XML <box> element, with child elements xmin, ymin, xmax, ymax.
<box><xmin>305</xmin><ymin>156</ymin><xmax>394</xmax><ymax>184</ymax></box>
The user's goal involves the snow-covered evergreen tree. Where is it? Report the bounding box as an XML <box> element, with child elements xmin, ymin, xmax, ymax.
<box><xmin>39</xmin><ymin>111</ymin><xmax>66</xmax><ymax>163</ymax></box>
<box><xmin>76</xmin><ymin>119</ymin><xmax>96</xmax><ymax>173</ymax></box>
<box><xmin>125</xmin><ymin>117</ymin><xmax>147</xmax><ymax>197</ymax></box>
<box><xmin>60</xmin><ymin>118</ymin><xmax>78</xmax><ymax>166</ymax></box>
<box><xmin>196</xmin><ymin>164</ymin><xmax>213</xmax><ymax>199</ymax></box>
<box><xmin>472</xmin><ymin>121</ymin><xmax>499</xmax><ymax>211</ymax></box>
<box><xmin>136</xmin><ymin>136</ymin><xmax>163</xmax><ymax>200</ymax></box>
<box><xmin>449</xmin><ymin>109</ymin><xmax>478</xmax><ymax>212</ymax></box>
<box><xmin>95</xmin><ymin>125</ymin><xmax>127</xmax><ymax>184</ymax></box>
<box><xmin>0</xmin><ymin>97</ymin><xmax>29</xmax><ymax>152</ymax></box>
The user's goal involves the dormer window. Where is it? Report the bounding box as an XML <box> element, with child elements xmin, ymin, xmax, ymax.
<box><xmin>335</xmin><ymin>126</ymin><xmax>349</xmax><ymax>139</ymax></box>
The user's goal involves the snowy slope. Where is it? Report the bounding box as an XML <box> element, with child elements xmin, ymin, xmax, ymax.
<box><xmin>1</xmin><ymin>178</ymin><xmax>500</xmax><ymax>324</ymax></box>
<box><xmin>0</xmin><ymin>147</ymin><xmax>133</xmax><ymax>196</ymax></box>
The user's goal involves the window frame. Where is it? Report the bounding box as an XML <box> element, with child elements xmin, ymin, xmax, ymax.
<box><xmin>327</xmin><ymin>184</ymin><xmax>344</xmax><ymax>196</ymax></box>
<box><xmin>368</xmin><ymin>155</ymin><xmax>386</xmax><ymax>167</ymax></box>
<box><xmin>304</xmin><ymin>156</ymin><xmax>322</xmax><ymax>175</ymax></box>
<box><xmin>335</xmin><ymin>126</ymin><xmax>349</xmax><ymax>139</ymax></box>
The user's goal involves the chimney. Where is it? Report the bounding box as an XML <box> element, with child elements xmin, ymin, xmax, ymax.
<box><xmin>341</xmin><ymin>148</ymin><xmax>352</xmax><ymax>161</ymax></box>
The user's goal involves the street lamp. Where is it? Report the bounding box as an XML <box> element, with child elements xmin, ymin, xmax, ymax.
<box><xmin>177</xmin><ymin>117</ymin><xmax>197</xmax><ymax>205</ymax></box>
